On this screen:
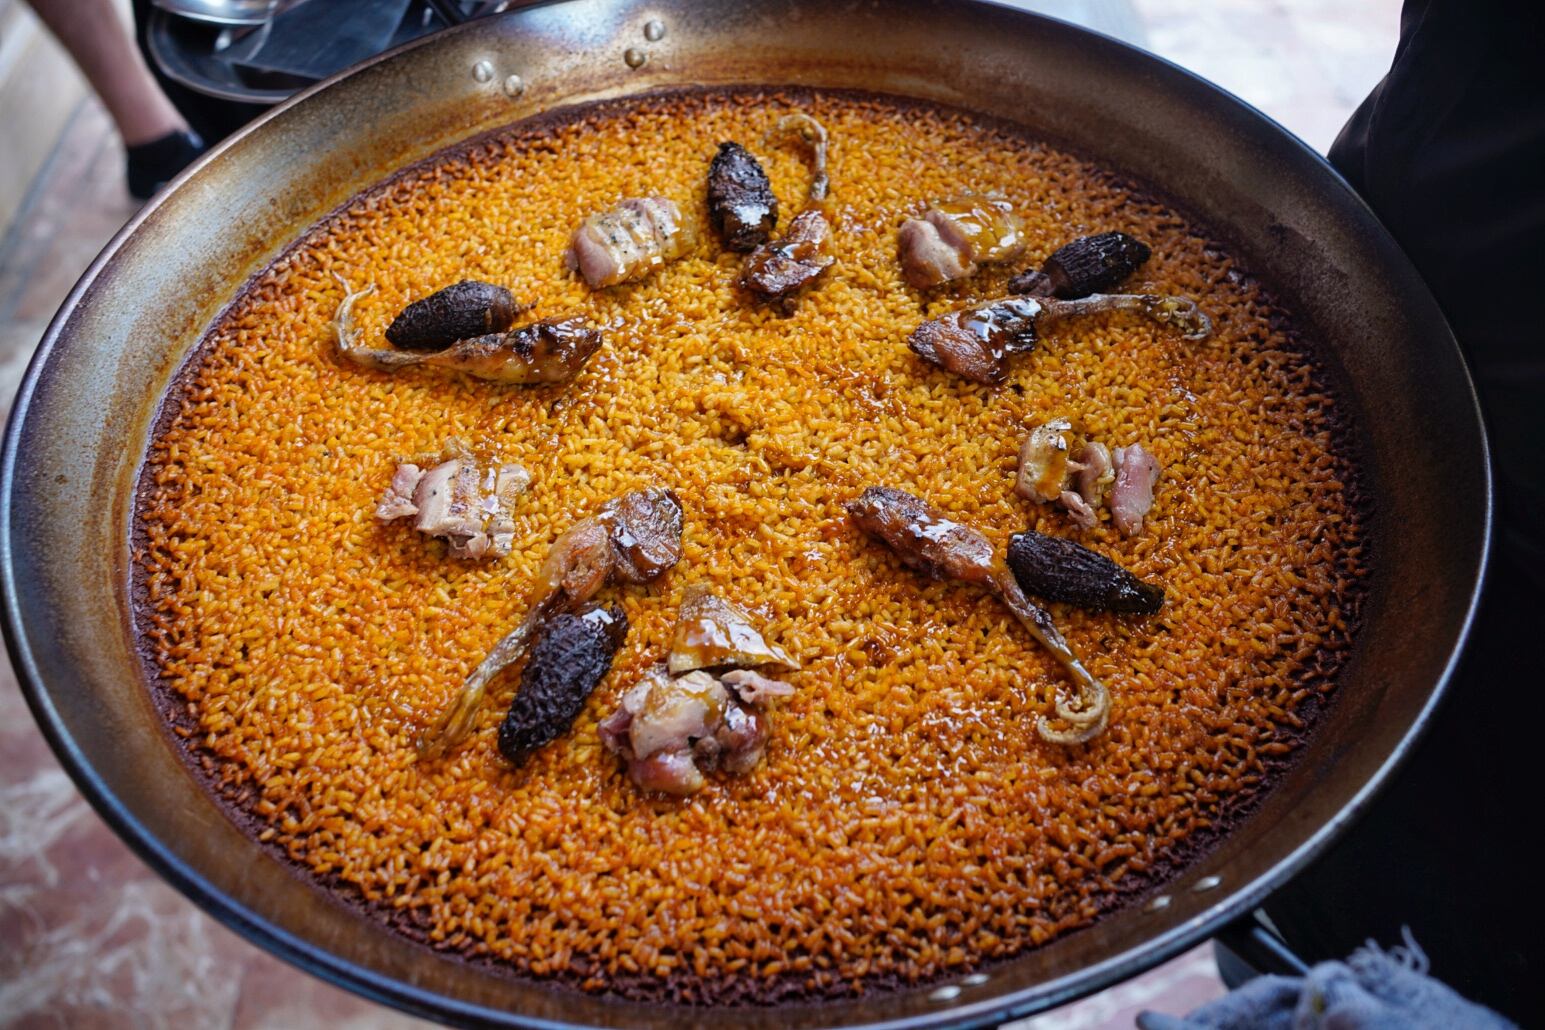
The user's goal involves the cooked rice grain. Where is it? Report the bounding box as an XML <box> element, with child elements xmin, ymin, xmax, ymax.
<box><xmin>136</xmin><ymin>89</ymin><xmax>1364</xmax><ymax>1003</ymax></box>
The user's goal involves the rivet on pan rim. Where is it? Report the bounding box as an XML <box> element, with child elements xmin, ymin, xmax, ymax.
<box><xmin>623</xmin><ymin>47</ymin><xmax>647</xmax><ymax>68</ymax></box>
<box><xmin>1146</xmin><ymin>894</ymin><xmax>1172</xmax><ymax>911</ymax></box>
<box><xmin>472</xmin><ymin>60</ymin><xmax>494</xmax><ymax>83</ymax></box>
<box><xmin>643</xmin><ymin>19</ymin><xmax>666</xmax><ymax>41</ymax></box>
<box><xmin>502</xmin><ymin>74</ymin><xmax>524</xmax><ymax>97</ymax></box>
<box><xmin>961</xmin><ymin>973</ymin><xmax>989</xmax><ymax>986</ymax></box>
<box><xmin>929</xmin><ymin>985</ymin><xmax>962</xmax><ymax>1002</ymax></box>
<box><xmin>1192</xmin><ymin>875</ymin><xmax>1223</xmax><ymax>893</ymax></box>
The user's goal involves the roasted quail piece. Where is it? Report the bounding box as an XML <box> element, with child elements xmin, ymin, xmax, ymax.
<box><xmin>1007</xmin><ymin>530</ymin><xmax>1164</xmax><ymax>615</ymax></box>
<box><xmin>1009</xmin><ymin>232</ymin><xmax>1152</xmax><ymax>300</ymax></box>
<box><xmin>418</xmin><ymin>487</ymin><xmax>684</xmax><ymax>759</ymax></box>
<box><xmin>375</xmin><ymin>441</ymin><xmax>531</xmax><ymax>559</ymax></box>
<box><xmin>497</xmin><ymin>604</ymin><xmax>629</xmax><ymax>766</ymax></box>
<box><xmin>668</xmin><ymin>583</ymin><xmax>799</xmax><ymax>674</ymax></box>
<box><xmin>740</xmin><ymin>209</ymin><xmax>834</xmax><ymax>304</ymax></box>
<box><xmin>333</xmin><ymin>276</ymin><xmax>603</xmax><ymax>385</ymax></box>
<box><xmin>739</xmin><ymin>113</ymin><xmax>835</xmax><ymax>307</ymax></box>
<box><xmin>384</xmin><ymin>280</ymin><xmax>522</xmax><ymax>350</ymax></box>
<box><xmin>1014</xmin><ymin>419</ymin><xmax>1162</xmax><ymax>535</ymax></box>
<box><xmin>707</xmin><ymin>141</ymin><xmax>778</xmax><ymax>251</ymax></box>
<box><xmin>908</xmin><ymin>292</ymin><xmax>1213</xmax><ymax>385</ymax></box>
<box><xmin>898</xmin><ymin>194</ymin><xmax>1027</xmax><ymax>288</ymax></box>
<box><xmin>565</xmin><ymin>196</ymin><xmax>698</xmax><ymax>288</ymax></box>
<box><xmin>846</xmin><ymin>486</ymin><xmax>1110</xmax><ymax>744</ymax></box>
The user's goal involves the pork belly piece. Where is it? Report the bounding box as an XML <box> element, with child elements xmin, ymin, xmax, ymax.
<box><xmin>1007</xmin><ymin>530</ymin><xmax>1164</xmax><ymax>615</ymax></box>
<box><xmin>565</xmin><ymin>196</ymin><xmax>698</xmax><ymax>288</ymax></box>
<box><xmin>375</xmin><ymin>445</ymin><xmax>531</xmax><ymax>559</ymax></box>
<box><xmin>707</xmin><ymin>141</ymin><xmax>778</xmax><ymax>251</ymax></box>
<box><xmin>384</xmin><ymin>280</ymin><xmax>522</xmax><ymax>351</ymax></box>
<box><xmin>418</xmin><ymin>487</ymin><xmax>684</xmax><ymax>759</ymax></box>
<box><xmin>898</xmin><ymin>194</ymin><xmax>1027</xmax><ymax>288</ymax></box>
<box><xmin>846</xmin><ymin>485</ymin><xmax>1110</xmax><ymax>745</ymax></box>
<box><xmin>497</xmin><ymin>604</ymin><xmax>628</xmax><ymax>766</ymax></box>
<box><xmin>1111</xmin><ymin>443</ymin><xmax>1162</xmax><ymax>536</ymax></box>
<box><xmin>908</xmin><ymin>291</ymin><xmax>1212</xmax><ymax>385</ymax></box>
<box><xmin>599</xmin><ymin>665</ymin><xmax>794</xmax><ymax>796</ymax></box>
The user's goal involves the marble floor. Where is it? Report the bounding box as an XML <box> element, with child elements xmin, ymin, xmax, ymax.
<box><xmin>0</xmin><ymin>2</ymin><xmax>1401</xmax><ymax>1026</ymax></box>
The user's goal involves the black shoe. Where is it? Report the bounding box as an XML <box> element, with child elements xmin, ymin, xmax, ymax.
<box><xmin>126</xmin><ymin>129</ymin><xmax>205</xmax><ymax>201</ymax></box>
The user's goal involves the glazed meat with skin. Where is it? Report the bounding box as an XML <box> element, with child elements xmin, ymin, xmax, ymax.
<box><xmin>599</xmin><ymin>666</ymin><xmax>793</xmax><ymax>796</ymax></box>
<box><xmin>739</xmin><ymin>113</ymin><xmax>834</xmax><ymax>306</ymax></box>
<box><xmin>668</xmin><ymin>583</ymin><xmax>799</xmax><ymax>674</ymax></box>
<box><xmin>908</xmin><ymin>291</ymin><xmax>1213</xmax><ymax>385</ymax></box>
<box><xmin>418</xmin><ymin>487</ymin><xmax>684</xmax><ymax>758</ymax></box>
<box><xmin>565</xmin><ymin>196</ymin><xmax>697</xmax><ymax>288</ymax></box>
<box><xmin>384</xmin><ymin>280</ymin><xmax>522</xmax><ymax>350</ymax></box>
<box><xmin>1016</xmin><ymin>420</ymin><xmax>1159</xmax><ymax>534</ymax></box>
<box><xmin>740</xmin><ymin>209</ymin><xmax>834</xmax><ymax>304</ymax></box>
<box><xmin>898</xmin><ymin>194</ymin><xmax>1027</xmax><ymax>289</ymax></box>
<box><xmin>845</xmin><ymin>486</ymin><xmax>1110</xmax><ymax>744</ymax></box>
<box><xmin>333</xmin><ymin>277</ymin><xmax>603</xmax><ymax>385</ymax></box>
<box><xmin>497</xmin><ymin>604</ymin><xmax>628</xmax><ymax>766</ymax></box>
<box><xmin>375</xmin><ymin>443</ymin><xmax>530</xmax><ymax>559</ymax></box>
<box><xmin>1007</xmin><ymin>530</ymin><xmax>1164</xmax><ymax>615</ymax></box>
<box><xmin>707</xmin><ymin>142</ymin><xmax>778</xmax><ymax>251</ymax></box>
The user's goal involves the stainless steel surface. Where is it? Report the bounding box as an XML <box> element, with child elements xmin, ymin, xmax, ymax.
<box><xmin>151</xmin><ymin>0</ymin><xmax>279</xmax><ymax>26</ymax></box>
<box><xmin>1</xmin><ymin>1</ymin><xmax>1490</xmax><ymax>1027</ymax></box>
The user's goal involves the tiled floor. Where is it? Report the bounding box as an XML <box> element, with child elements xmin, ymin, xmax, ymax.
<box><xmin>0</xmin><ymin>3</ymin><xmax>1400</xmax><ymax>1026</ymax></box>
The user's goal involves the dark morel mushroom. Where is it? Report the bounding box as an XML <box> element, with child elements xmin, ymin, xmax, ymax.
<box><xmin>385</xmin><ymin>280</ymin><xmax>521</xmax><ymax>350</ymax></box>
<box><xmin>1040</xmin><ymin>231</ymin><xmax>1152</xmax><ymax>299</ymax></box>
<box><xmin>707</xmin><ymin>141</ymin><xmax>778</xmax><ymax>251</ymax></box>
<box><xmin>1007</xmin><ymin>529</ymin><xmax>1164</xmax><ymax>615</ymax></box>
<box><xmin>497</xmin><ymin>604</ymin><xmax>629</xmax><ymax>765</ymax></box>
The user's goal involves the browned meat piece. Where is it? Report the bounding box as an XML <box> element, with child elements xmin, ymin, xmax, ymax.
<box><xmin>599</xmin><ymin>665</ymin><xmax>793</xmax><ymax>796</ymax></box>
<box><xmin>1015</xmin><ymin>421</ymin><xmax>1157</xmax><ymax>533</ymax></box>
<box><xmin>1007</xmin><ymin>531</ymin><xmax>1164</xmax><ymax>614</ymax></box>
<box><xmin>740</xmin><ymin>209</ymin><xmax>834</xmax><ymax>304</ymax></box>
<box><xmin>707</xmin><ymin>142</ymin><xmax>778</xmax><ymax>251</ymax></box>
<box><xmin>1041</xmin><ymin>231</ymin><xmax>1152</xmax><ymax>298</ymax></box>
<box><xmin>908</xmin><ymin>291</ymin><xmax>1212</xmax><ymax>385</ymax></box>
<box><xmin>384</xmin><ymin>280</ymin><xmax>522</xmax><ymax>350</ymax></box>
<box><xmin>375</xmin><ymin>443</ymin><xmax>530</xmax><ymax>559</ymax></box>
<box><xmin>565</xmin><ymin>196</ymin><xmax>697</xmax><ymax>288</ymax></box>
<box><xmin>907</xmin><ymin>296</ymin><xmax>1044</xmax><ymax>386</ymax></box>
<box><xmin>667</xmin><ymin>584</ymin><xmax>799</xmax><ymax>674</ymax></box>
<box><xmin>846</xmin><ymin>486</ymin><xmax>1111</xmax><ymax>744</ymax></box>
<box><xmin>418</xmin><ymin>487</ymin><xmax>684</xmax><ymax>759</ymax></box>
<box><xmin>497</xmin><ymin>604</ymin><xmax>628</xmax><ymax>766</ymax></box>
<box><xmin>1110</xmin><ymin>444</ymin><xmax>1162</xmax><ymax>536</ymax></box>
<box><xmin>333</xmin><ymin>277</ymin><xmax>604</xmax><ymax>385</ymax></box>
<box><xmin>898</xmin><ymin>194</ymin><xmax>1027</xmax><ymax>288</ymax></box>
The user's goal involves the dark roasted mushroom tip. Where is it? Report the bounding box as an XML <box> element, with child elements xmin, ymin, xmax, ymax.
<box><xmin>707</xmin><ymin>141</ymin><xmax>778</xmax><ymax>251</ymax></box>
<box><xmin>1007</xmin><ymin>530</ymin><xmax>1164</xmax><ymax>614</ymax></box>
<box><xmin>1043</xmin><ymin>231</ymin><xmax>1153</xmax><ymax>299</ymax></box>
<box><xmin>384</xmin><ymin>280</ymin><xmax>521</xmax><ymax>350</ymax></box>
<box><xmin>497</xmin><ymin>604</ymin><xmax>628</xmax><ymax>766</ymax></box>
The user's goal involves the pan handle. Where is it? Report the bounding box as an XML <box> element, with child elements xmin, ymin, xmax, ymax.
<box><xmin>1214</xmin><ymin>910</ymin><xmax>1311</xmax><ymax>979</ymax></box>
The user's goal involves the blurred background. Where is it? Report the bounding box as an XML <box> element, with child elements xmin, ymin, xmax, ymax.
<box><xmin>0</xmin><ymin>1</ymin><xmax>1400</xmax><ymax>1026</ymax></box>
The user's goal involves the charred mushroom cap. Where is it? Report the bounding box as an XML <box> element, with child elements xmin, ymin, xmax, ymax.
<box><xmin>385</xmin><ymin>280</ymin><xmax>521</xmax><ymax>350</ymax></box>
<box><xmin>497</xmin><ymin>604</ymin><xmax>629</xmax><ymax>765</ymax></box>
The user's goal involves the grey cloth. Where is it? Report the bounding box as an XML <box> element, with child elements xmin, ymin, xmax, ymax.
<box><xmin>1137</xmin><ymin>934</ymin><xmax>1516</xmax><ymax>1030</ymax></box>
